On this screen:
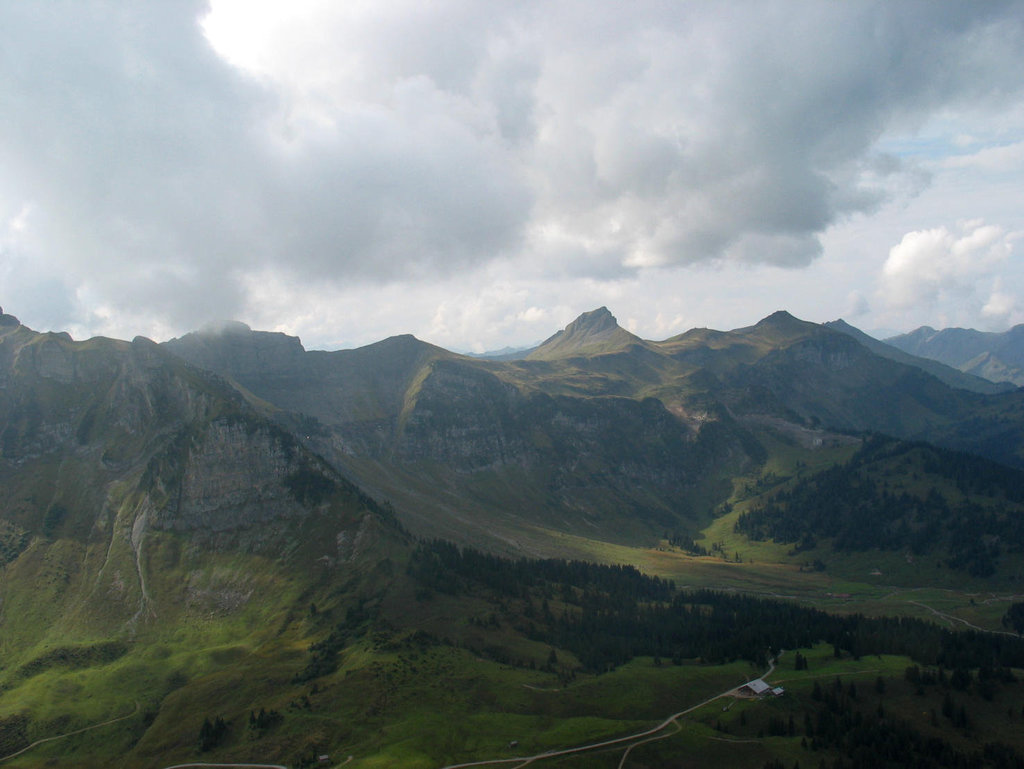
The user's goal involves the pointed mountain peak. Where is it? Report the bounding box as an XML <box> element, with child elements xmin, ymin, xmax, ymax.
<box><xmin>728</xmin><ymin>310</ymin><xmax>822</xmax><ymax>348</ymax></box>
<box><xmin>745</xmin><ymin>309</ymin><xmax>820</xmax><ymax>336</ymax></box>
<box><xmin>825</xmin><ymin>318</ymin><xmax>857</xmax><ymax>333</ymax></box>
<box><xmin>528</xmin><ymin>307</ymin><xmax>643</xmax><ymax>360</ymax></box>
<box><xmin>360</xmin><ymin>333</ymin><xmax>437</xmax><ymax>357</ymax></box>
<box><xmin>825</xmin><ymin>318</ymin><xmax>884</xmax><ymax>343</ymax></box>
<box><xmin>888</xmin><ymin>326</ymin><xmax>938</xmax><ymax>343</ymax></box>
<box><xmin>755</xmin><ymin>310</ymin><xmax>800</xmax><ymax>327</ymax></box>
<box><xmin>571</xmin><ymin>306</ymin><xmax>618</xmax><ymax>332</ymax></box>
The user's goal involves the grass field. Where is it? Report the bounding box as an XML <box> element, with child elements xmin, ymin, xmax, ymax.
<box><xmin>4</xmin><ymin>440</ymin><xmax>1024</xmax><ymax>767</ymax></box>
<box><xmin>2</xmin><ymin>559</ymin><xmax>1023</xmax><ymax>769</ymax></box>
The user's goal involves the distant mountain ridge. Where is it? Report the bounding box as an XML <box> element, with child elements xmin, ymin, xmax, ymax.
<box><xmin>825</xmin><ymin>319</ymin><xmax>1014</xmax><ymax>395</ymax></box>
<box><xmin>7</xmin><ymin>303</ymin><xmax>1024</xmax><ymax>559</ymax></box>
<box><xmin>886</xmin><ymin>324</ymin><xmax>1024</xmax><ymax>387</ymax></box>
<box><xmin>152</xmin><ymin>306</ymin><xmax>1024</xmax><ymax>554</ymax></box>
<box><xmin>163</xmin><ymin>311</ymin><xmax>742</xmax><ymax>548</ymax></box>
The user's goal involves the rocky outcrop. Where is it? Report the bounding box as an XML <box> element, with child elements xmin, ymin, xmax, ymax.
<box><xmin>0</xmin><ymin>324</ymin><xmax>386</xmax><ymax>552</ymax></box>
<box><xmin>156</xmin><ymin>418</ymin><xmax>308</xmax><ymax>532</ymax></box>
<box><xmin>163</xmin><ymin>321</ymin><xmax>305</xmax><ymax>380</ymax></box>
<box><xmin>397</xmin><ymin>360</ymin><xmax>528</xmax><ymax>468</ymax></box>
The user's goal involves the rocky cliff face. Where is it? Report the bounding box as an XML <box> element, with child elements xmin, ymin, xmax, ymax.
<box><xmin>0</xmin><ymin>323</ymin><xmax>394</xmax><ymax>563</ymax></box>
<box><xmin>396</xmin><ymin>359</ymin><xmax>528</xmax><ymax>468</ymax></box>
<box><xmin>163</xmin><ymin>321</ymin><xmax>306</xmax><ymax>379</ymax></box>
<box><xmin>155</xmin><ymin>418</ymin><xmax>307</xmax><ymax>531</ymax></box>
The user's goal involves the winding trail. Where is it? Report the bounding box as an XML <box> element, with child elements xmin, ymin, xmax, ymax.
<box><xmin>159</xmin><ymin>752</ymin><xmax>352</xmax><ymax>769</ymax></box>
<box><xmin>0</xmin><ymin>701</ymin><xmax>140</xmax><ymax>764</ymax></box>
<box><xmin>161</xmin><ymin>763</ymin><xmax>289</xmax><ymax>769</ymax></box>
<box><xmin>440</xmin><ymin>656</ymin><xmax>779</xmax><ymax>769</ymax></box>
<box><xmin>908</xmin><ymin>600</ymin><xmax>1020</xmax><ymax>637</ymax></box>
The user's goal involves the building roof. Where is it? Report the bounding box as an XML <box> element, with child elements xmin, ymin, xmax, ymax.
<box><xmin>743</xmin><ymin>678</ymin><xmax>771</xmax><ymax>694</ymax></box>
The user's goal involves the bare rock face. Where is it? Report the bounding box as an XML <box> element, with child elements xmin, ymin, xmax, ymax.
<box><xmin>163</xmin><ymin>322</ymin><xmax>305</xmax><ymax>379</ymax></box>
<box><xmin>162</xmin><ymin>419</ymin><xmax>307</xmax><ymax>532</ymax></box>
<box><xmin>15</xmin><ymin>335</ymin><xmax>77</xmax><ymax>382</ymax></box>
<box><xmin>0</xmin><ymin>324</ymin><xmax>371</xmax><ymax>558</ymax></box>
<box><xmin>397</xmin><ymin>360</ymin><xmax>528</xmax><ymax>469</ymax></box>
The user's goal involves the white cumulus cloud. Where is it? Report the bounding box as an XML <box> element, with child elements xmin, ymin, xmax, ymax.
<box><xmin>879</xmin><ymin>221</ymin><xmax>1018</xmax><ymax>324</ymax></box>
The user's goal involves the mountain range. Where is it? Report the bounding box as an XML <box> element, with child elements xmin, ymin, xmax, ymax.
<box><xmin>6</xmin><ymin>304</ymin><xmax>1022</xmax><ymax>558</ymax></box>
<box><xmin>5</xmin><ymin>303</ymin><xmax>1024</xmax><ymax>767</ymax></box>
<box><xmin>887</xmin><ymin>323</ymin><xmax>1024</xmax><ymax>387</ymax></box>
<box><xmin>159</xmin><ymin>307</ymin><xmax>1024</xmax><ymax>550</ymax></box>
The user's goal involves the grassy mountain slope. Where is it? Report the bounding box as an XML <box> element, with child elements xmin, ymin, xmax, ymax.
<box><xmin>0</xmin><ymin>316</ymin><xmax>409</xmax><ymax>766</ymax></box>
<box><xmin>9</xmin><ymin>310</ymin><xmax>1024</xmax><ymax>767</ymax></box>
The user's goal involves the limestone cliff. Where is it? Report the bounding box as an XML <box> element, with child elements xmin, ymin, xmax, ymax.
<box><xmin>0</xmin><ymin>322</ymin><xmax>400</xmax><ymax>644</ymax></box>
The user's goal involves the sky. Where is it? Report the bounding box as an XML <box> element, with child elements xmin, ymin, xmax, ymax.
<box><xmin>2</xmin><ymin>1</ymin><xmax>1024</xmax><ymax>352</ymax></box>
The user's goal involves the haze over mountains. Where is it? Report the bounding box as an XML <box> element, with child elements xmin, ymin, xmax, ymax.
<box><xmin>886</xmin><ymin>324</ymin><xmax>1024</xmax><ymax>388</ymax></box>
<box><xmin>824</xmin><ymin>319</ymin><xmax>1015</xmax><ymax>395</ymax></box>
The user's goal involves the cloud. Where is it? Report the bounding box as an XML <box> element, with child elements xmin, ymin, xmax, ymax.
<box><xmin>1</xmin><ymin>1</ymin><xmax>1024</xmax><ymax>341</ymax></box>
<box><xmin>982</xmin><ymin>280</ymin><xmax>1017</xmax><ymax>321</ymax></box>
<box><xmin>845</xmin><ymin>291</ymin><xmax>870</xmax><ymax>318</ymax></box>
<box><xmin>878</xmin><ymin>221</ymin><xmax>1018</xmax><ymax>321</ymax></box>
<box><xmin>943</xmin><ymin>141</ymin><xmax>1024</xmax><ymax>172</ymax></box>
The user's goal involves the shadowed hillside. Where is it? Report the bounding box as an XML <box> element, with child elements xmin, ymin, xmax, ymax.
<box><xmin>6</xmin><ymin>307</ymin><xmax>1024</xmax><ymax>767</ymax></box>
<box><xmin>159</xmin><ymin>309</ymin><xmax>1024</xmax><ymax>554</ymax></box>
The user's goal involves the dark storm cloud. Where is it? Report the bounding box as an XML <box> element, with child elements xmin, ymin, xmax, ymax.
<box><xmin>1</xmin><ymin>0</ymin><xmax>1022</xmax><ymax>335</ymax></box>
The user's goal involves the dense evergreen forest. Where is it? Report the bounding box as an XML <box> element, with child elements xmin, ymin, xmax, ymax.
<box><xmin>408</xmin><ymin>539</ymin><xmax>676</xmax><ymax>603</ymax></box>
<box><xmin>760</xmin><ymin>668</ymin><xmax>1024</xmax><ymax>769</ymax></box>
<box><xmin>734</xmin><ymin>436</ymin><xmax>1024</xmax><ymax>576</ymax></box>
<box><xmin>407</xmin><ymin>539</ymin><xmax>1024</xmax><ymax>672</ymax></box>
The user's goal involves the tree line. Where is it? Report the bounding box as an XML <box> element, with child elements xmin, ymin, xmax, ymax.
<box><xmin>734</xmin><ymin>435</ymin><xmax>1024</xmax><ymax>576</ymax></box>
<box><xmin>408</xmin><ymin>539</ymin><xmax>1024</xmax><ymax>673</ymax></box>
